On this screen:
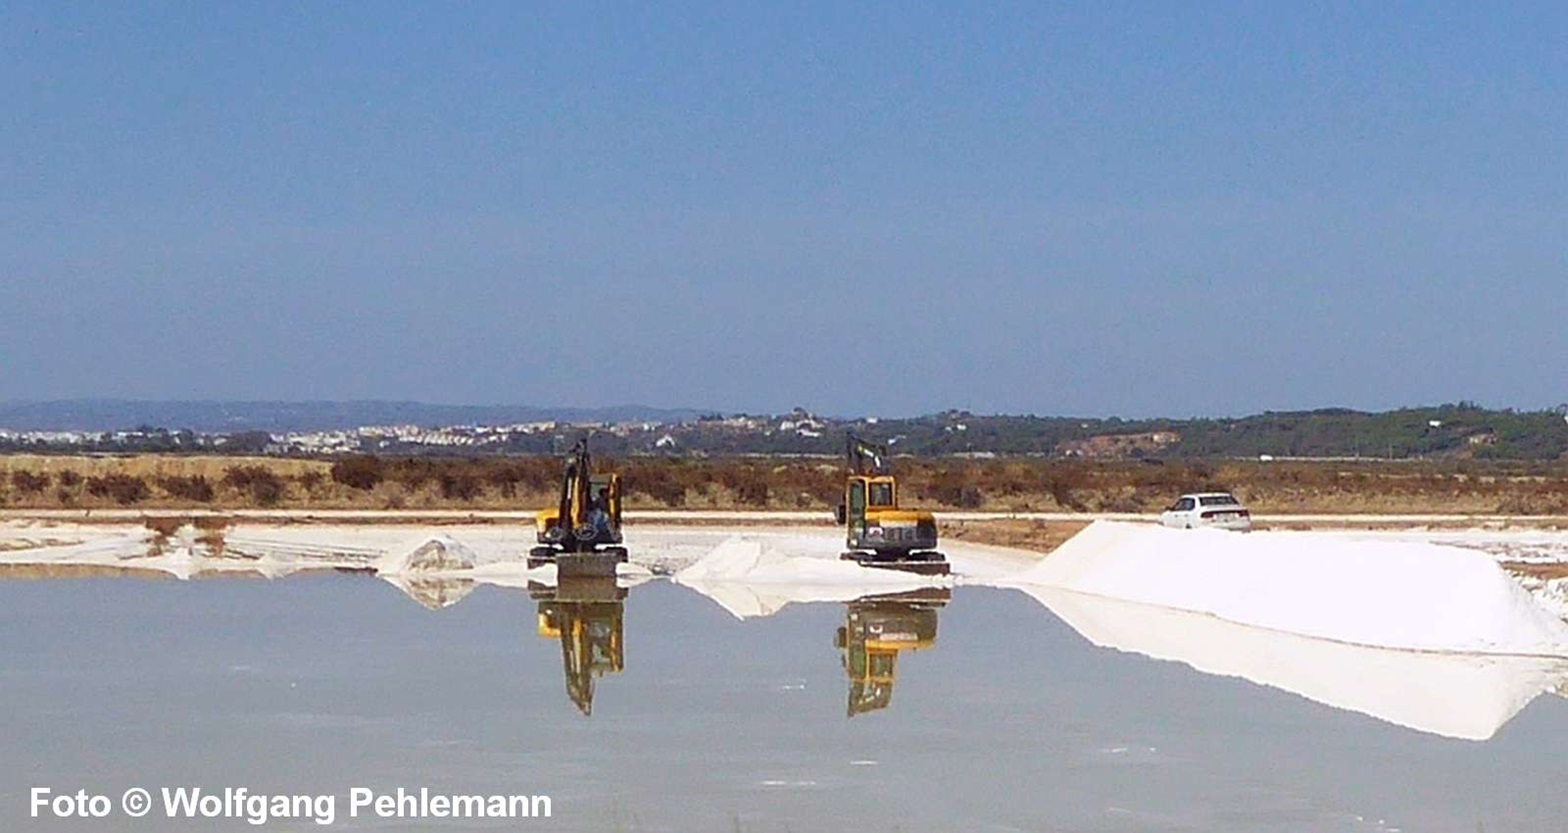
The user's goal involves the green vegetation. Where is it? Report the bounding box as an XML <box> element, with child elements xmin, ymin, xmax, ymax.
<box><xmin>1152</xmin><ymin>404</ymin><xmax>1568</xmax><ymax>460</ymax></box>
<box><xmin>846</xmin><ymin>404</ymin><xmax>1568</xmax><ymax>461</ymax></box>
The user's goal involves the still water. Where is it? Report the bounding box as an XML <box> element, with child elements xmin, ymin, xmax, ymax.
<box><xmin>2</xmin><ymin>574</ymin><xmax>1565</xmax><ymax>832</ymax></box>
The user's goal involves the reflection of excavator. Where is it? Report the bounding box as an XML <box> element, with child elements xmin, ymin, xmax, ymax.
<box><xmin>530</xmin><ymin>577</ymin><xmax>627</xmax><ymax>716</ymax></box>
<box><xmin>529</xmin><ymin>438</ymin><xmax>627</xmax><ymax>574</ymax></box>
<box><xmin>835</xmin><ymin>433</ymin><xmax>949</xmax><ymax>575</ymax></box>
<box><xmin>834</xmin><ymin>589</ymin><xmax>949</xmax><ymax>717</ymax></box>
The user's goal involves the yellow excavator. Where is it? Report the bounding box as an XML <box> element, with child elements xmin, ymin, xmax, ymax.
<box><xmin>531</xmin><ymin>577</ymin><xmax>626</xmax><ymax>716</ymax></box>
<box><xmin>834</xmin><ymin>433</ymin><xmax>949</xmax><ymax>575</ymax></box>
<box><xmin>529</xmin><ymin>438</ymin><xmax>627</xmax><ymax>573</ymax></box>
<box><xmin>834</xmin><ymin>589</ymin><xmax>949</xmax><ymax>717</ymax></box>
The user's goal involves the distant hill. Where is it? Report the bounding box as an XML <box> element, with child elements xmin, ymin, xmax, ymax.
<box><xmin>839</xmin><ymin>405</ymin><xmax>1568</xmax><ymax>461</ymax></box>
<box><xmin>0</xmin><ymin>400</ymin><xmax>707</xmax><ymax>433</ymax></box>
<box><xmin>1</xmin><ymin>400</ymin><xmax>1565</xmax><ymax>461</ymax></box>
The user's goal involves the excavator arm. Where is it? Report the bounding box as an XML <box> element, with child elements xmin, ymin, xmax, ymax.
<box><xmin>846</xmin><ymin>433</ymin><xmax>889</xmax><ymax>476</ymax></box>
<box><xmin>554</xmin><ymin>439</ymin><xmax>592</xmax><ymax>537</ymax></box>
<box><xmin>530</xmin><ymin>438</ymin><xmax>628</xmax><ymax>568</ymax></box>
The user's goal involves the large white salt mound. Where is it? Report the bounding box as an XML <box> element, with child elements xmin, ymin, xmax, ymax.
<box><xmin>1026</xmin><ymin>585</ymin><xmax>1568</xmax><ymax>740</ymax></box>
<box><xmin>1004</xmin><ymin>521</ymin><xmax>1568</xmax><ymax>657</ymax></box>
<box><xmin>675</xmin><ymin>536</ymin><xmax>946</xmax><ymax>619</ymax></box>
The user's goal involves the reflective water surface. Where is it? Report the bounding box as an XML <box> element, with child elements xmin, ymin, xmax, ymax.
<box><xmin>3</xmin><ymin>572</ymin><xmax>1567</xmax><ymax>832</ymax></box>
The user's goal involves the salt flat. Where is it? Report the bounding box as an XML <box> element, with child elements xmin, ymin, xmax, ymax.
<box><xmin>3</xmin><ymin>518</ymin><xmax>1567</xmax><ymax>652</ymax></box>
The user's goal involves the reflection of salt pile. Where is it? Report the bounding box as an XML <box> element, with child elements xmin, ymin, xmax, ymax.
<box><xmin>375</xmin><ymin>536</ymin><xmax>484</xmax><ymax>609</ymax></box>
<box><xmin>1004</xmin><ymin>521</ymin><xmax>1568</xmax><ymax>657</ymax></box>
<box><xmin>376</xmin><ymin>536</ymin><xmax>481</xmax><ymax>574</ymax></box>
<box><xmin>389</xmin><ymin>576</ymin><xmax>477</xmax><ymax>610</ymax></box>
<box><xmin>1027</xmin><ymin>585</ymin><xmax>1568</xmax><ymax>740</ymax></box>
<box><xmin>676</xmin><ymin>536</ymin><xmax>946</xmax><ymax>619</ymax></box>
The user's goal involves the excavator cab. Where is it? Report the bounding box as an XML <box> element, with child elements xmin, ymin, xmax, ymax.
<box><xmin>834</xmin><ymin>589</ymin><xmax>949</xmax><ymax>717</ymax></box>
<box><xmin>836</xmin><ymin>433</ymin><xmax>948</xmax><ymax>575</ymax></box>
<box><xmin>531</xmin><ymin>577</ymin><xmax>627</xmax><ymax>716</ymax></box>
<box><xmin>530</xmin><ymin>438</ymin><xmax>628</xmax><ymax>574</ymax></box>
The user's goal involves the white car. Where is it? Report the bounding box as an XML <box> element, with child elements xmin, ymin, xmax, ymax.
<box><xmin>1160</xmin><ymin>492</ymin><xmax>1252</xmax><ymax>531</ymax></box>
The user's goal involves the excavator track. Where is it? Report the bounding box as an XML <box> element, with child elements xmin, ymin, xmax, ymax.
<box><xmin>839</xmin><ymin>550</ymin><xmax>951</xmax><ymax>576</ymax></box>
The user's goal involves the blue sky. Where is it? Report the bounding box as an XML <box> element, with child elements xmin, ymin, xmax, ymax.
<box><xmin>2</xmin><ymin>2</ymin><xmax>1563</xmax><ymax>417</ymax></box>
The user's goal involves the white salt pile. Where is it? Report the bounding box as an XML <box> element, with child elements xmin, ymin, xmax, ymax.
<box><xmin>374</xmin><ymin>535</ymin><xmax>483</xmax><ymax>574</ymax></box>
<box><xmin>1003</xmin><ymin>521</ymin><xmax>1568</xmax><ymax>657</ymax></box>
<box><xmin>675</xmin><ymin>536</ymin><xmax>946</xmax><ymax>619</ymax></box>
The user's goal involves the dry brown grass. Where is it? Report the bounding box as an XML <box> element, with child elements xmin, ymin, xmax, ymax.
<box><xmin>0</xmin><ymin>454</ymin><xmax>1564</xmax><ymax>516</ymax></box>
<box><xmin>0</xmin><ymin>454</ymin><xmax>326</xmax><ymax>479</ymax></box>
<box><xmin>941</xmin><ymin>519</ymin><xmax>1090</xmax><ymax>555</ymax></box>
<box><xmin>1499</xmin><ymin>562</ymin><xmax>1568</xmax><ymax>582</ymax></box>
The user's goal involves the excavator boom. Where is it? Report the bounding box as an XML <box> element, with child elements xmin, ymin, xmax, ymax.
<box><xmin>847</xmin><ymin>433</ymin><xmax>889</xmax><ymax>476</ymax></box>
<box><xmin>530</xmin><ymin>437</ymin><xmax>628</xmax><ymax>574</ymax></box>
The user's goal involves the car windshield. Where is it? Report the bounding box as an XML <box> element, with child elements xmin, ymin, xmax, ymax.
<box><xmin>1199</xmin><ymin>494</ymin><xmax>1240</xmax><ymax>506</ymax></box>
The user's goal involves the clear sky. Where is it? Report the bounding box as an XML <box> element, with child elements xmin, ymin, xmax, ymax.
<box><xmin>2</xmin><ymin>2</ymin><xmax>1563</xmax><ymax>418</ymax></box>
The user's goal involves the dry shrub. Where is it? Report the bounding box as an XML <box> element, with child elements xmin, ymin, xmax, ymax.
<box><xmin>713</xmin><ymin>462</ymin><xmax>771</xmax><ymax>507</ymax></box>
<box><xmin>483</xmin><ymin>458</ymin><xmax>558</xmax><ymax>498</ymax></box>
<box><xmin>735</xmin><ymin>478</ymin><xmax>769</xmax><ymax>506</ymax></box>
<box><xmin>750</xmin><ymin>463</ymin><xmax>838</xmax><ymax>508</ymax></box>
<box><xmin>330</xmin><ymin>456</ymin><xmax>384</xmax><ymax>490</ymax></box>
<box><xmin>11</xmin><ymin>470</ymin><xmax>50</xmax><ymax>493</ymax></box>
<box><xmin>0</xmin><ymin>452</ymin><xmax>1560</xmax><ymax>515</ymax></box>
<box><xmin>485</xmin><ymin>462</ymin><xmax>525</xmax><ymax>498</ymax></box>
<box><xmin>625</xmin><ymin>460</ymin><xmax>688</xmax><ymax>507</ymax></box>
<box><xmin>86</xmin><ymin>474</ymin><xmax>150</xmax><ymax>505</ymax></box>
<box><xmin>1041</xmin><ymin>462</ymin><xmax>1090</xmax><ymax>511</ymax></box>
<box><xmin>298</xmin><ymin>470</ymin><xmax>325</xmax><ymax>493</ymax></box>
<box><xmin>388</xmin><ymin>459</ymin><xmax>437</xmax><ymax>490</ymax></box>
<box><xmin>981</xmin><ymin>462</ymin><xmax>1036</xmax><ymax>497</ymax></box>
<box><xmin>158</xmin><ymin>474</ymin><xmax>215</xmax><ymax>503</ymax></box>
<box><xmin>916</xmin><ymin>465</ymin><xmax>984</xmax><ymax>508</ymax></box>
<box><xmin>439</xmin><ymin>473</ymin><xmax>482</xmax><ymax>501</ymax></box>
<box><xmin>223</xmin><ymin>465</ymin><xmax>286</xmax><ymax>507</ymax></box>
